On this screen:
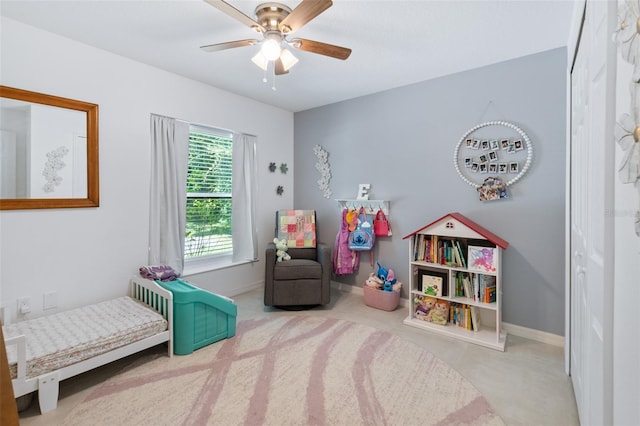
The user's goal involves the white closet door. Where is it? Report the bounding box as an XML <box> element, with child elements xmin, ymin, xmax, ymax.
<box><xmin>569</xmin><ymin>1</ymin><xmax>615</xmax><ymax>424</ymax></box>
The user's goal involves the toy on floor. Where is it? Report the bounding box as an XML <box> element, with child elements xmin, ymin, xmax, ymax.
<box><xmin>368</xmin><ymin>262</ymin><xmax>401</xmax><ymax>292</ymax></box>
<box><xmin>273</xmin><ymin>238</ymin><xmax>291</xmax><ymax>262</ymax></box>
<box><xmin>365</xmin><ymin>272</ymin><xmax>384</xmax><ymax>288</ymax></box>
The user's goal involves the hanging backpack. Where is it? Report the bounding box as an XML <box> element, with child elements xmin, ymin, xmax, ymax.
<box><xmin>348</xmin><ymin>208</ymin><xmax>375</xmax><ymax>251</ymax></box>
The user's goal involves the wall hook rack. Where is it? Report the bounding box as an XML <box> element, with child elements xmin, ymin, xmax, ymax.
<box><xmin>336</xmin><ymin>199</ymin><xmax>390</xmax><ymax>216</ymax></box>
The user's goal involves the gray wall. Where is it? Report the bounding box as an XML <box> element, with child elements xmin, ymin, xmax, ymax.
<box><xmin>293</xmin><ymin>48</ymin><xmax>567</xmax><ymax>336</ymax></box>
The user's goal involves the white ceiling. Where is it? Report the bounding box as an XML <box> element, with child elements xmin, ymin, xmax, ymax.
<box><xmin>1</xmin><ymin>0</ymin><xmax>577</xmax><ymax>112</ymax></box>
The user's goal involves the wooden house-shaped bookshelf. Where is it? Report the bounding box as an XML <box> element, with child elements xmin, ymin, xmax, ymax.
<box><xmin>402</xmin><ymin>212</ymin><xmax>509</xmax><ymax>351</ymax></box>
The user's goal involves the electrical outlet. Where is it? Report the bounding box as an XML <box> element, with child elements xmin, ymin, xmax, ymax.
<box><xmin>17</xmin><ymin>297</ymin><xmax>31</xmax><ymax>315</ymax></box>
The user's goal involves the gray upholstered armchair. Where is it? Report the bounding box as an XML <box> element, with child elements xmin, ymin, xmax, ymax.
<box><xmin>264</xmin><ymin>210</ymin><xmax>332</xmax><ymax>308</ymax></box>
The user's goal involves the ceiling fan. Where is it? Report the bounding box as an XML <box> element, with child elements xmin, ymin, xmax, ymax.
<box><xmin>201</xmin><ymin>0</ymin><xmax>352</xmax><ymax>77</ymax></box>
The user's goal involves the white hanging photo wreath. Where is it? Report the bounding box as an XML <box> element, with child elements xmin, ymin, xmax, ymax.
<box><xmin>453</xmin><ymin>121</ymin><xmax>534</xmax><ymax>196</ymax></box>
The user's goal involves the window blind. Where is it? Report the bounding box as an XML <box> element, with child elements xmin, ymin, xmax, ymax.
<box><xmin>185</xmin><ymin>126</ymin><xmax>233</xmax><ymax>258</ymax></box>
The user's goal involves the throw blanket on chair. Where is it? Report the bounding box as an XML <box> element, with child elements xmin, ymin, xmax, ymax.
<box><xmin>139</xmin><ymin>265</ymin><xmax>180</xmax><ymax>282</ymax></box>
<box><xmin>277</xmin><ymin>210</ymin><xmax>316</xmax><ymax>248</ymax></box>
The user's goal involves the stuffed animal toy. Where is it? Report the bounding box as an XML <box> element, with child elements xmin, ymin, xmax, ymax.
<box><xmin>365</xmin><ymin>272</ymin><xmax>384</xmax><ymax>289</ymax></box>
<box><xmin>376</xmin><ymin>261</ymin><xmax>388</xmax><ymax>281</ymax></box>
<box><xmin>273</xmin><ymin>238</ymin><xmax>291</xmax><ymax>262</ymax></box>
<box><xmin>386</xmin><ymin>268</ymin><xmax>397</xmax><ymax>284</ymax></box>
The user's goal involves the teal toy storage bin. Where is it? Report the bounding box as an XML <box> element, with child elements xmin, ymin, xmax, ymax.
<box><xmin>156</xmin><ymin>279</ymin><xmax>237</xmax><ymax>355</ymax></box>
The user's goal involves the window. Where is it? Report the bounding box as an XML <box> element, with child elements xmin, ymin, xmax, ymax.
<box><xmin>185</xmin><ymin>125</ymin><xmax>233</xmax><ymax>260</ymax></box>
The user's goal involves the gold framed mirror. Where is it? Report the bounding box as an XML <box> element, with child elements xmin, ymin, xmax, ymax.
<box><xmin>0</xmin><ymin>86</ymin><xmax>99</xmax><ymax>210</ymax></box>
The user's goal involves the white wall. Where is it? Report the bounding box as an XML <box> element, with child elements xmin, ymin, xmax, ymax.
<box><xmin>0</xmin><ymin>17</ymin><xmax>295</xmax><ymax>321</ymax></box>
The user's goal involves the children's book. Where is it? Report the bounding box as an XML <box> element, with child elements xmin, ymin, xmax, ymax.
<box><xmin>470</xmin><ymin>306</ymin><xmax>480</xmax><ymax>331</ymax></box>
<box><xmin>468</xmin><ymin>245</ymin><xmax>497</xmax><ymax>273</ymax></box>
<box><xmin>413</xmin><ymin>295</ymin><xmax>449</xmax><ymax>325</ymax></box>
<box><xmin>422</xmin><ymin>275</ymin><xmax>443</xmax><ymax>297</ymax></box>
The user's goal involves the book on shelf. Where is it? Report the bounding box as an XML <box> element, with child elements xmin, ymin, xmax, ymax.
<box><xmin>452</xmin><ymin>240</ymin><xmax>463</xmax><ymax>267</ymax></box>
<box><xmin>468</xmin><ymin>245</ymin><xmax>498</xmax><ymax>273</ymax></box>
<box><xmin>420</xmin><ymin>270</ymin><xmax>448</xmax><ymax>297</ymax></box>
<box><xmin>450</xmin><ymin>303</ymin><xmax>471</xmax><ymax>330</ymax></box>
<box><xmin>463</xmin><ymin>275</ymin><xmax>471</xmax><ymax>299</ymax></box>
<box><xmin>455</xmin><ymin>240</ymin><xmax>467</xmax><ymax>268</ymax></box>
<box><xmin>454</xmin><ymin>272</ymin><xmax>476</xmax><ymax>301</ymax></box>
<box><xmin>469</xmin><ymin>274</ymin><xmax>475</xmax><ymax>300</ymax></box>
<box><xmin>449</xmin><ymin>302</ymin><xmax>480</xmax><ymax>331</ymax></box>
<box><xmin>469</xmin><ymin>306</ymin><xmax>480</xmax><ymax>331</ymax></box>
<box><xmin>484</xmin><ymin>286</ymin><xmax>496</xmax><ymax>303</ymax></box>
<box><xmin>477</xmin><ymin>274</ymin><xmax>496</xmax><ymax>303</ymax></box>
<box><xmin>413</xmin><ymin>235</ymin><xmax>469</xmax><ymax>268</ymax></box>
<box><xmin>455</xmin><ymin>272</ymin><xmax>464</xmax><ymax>297</ymax></box>
<box><xmin>422</xmin><ymin>275</ymin><xmax>443</xmax><ymax>297</ymax></box>
<box><xmin>414</xmin><ymin>295</ymin><xmax>450</xmax><ymax>325</ymax></box>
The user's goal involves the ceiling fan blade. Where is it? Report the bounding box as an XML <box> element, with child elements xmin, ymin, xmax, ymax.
<box><xmin>200</xmin><ymin>39</ymin><xmax>259</xmax><ymax>52</ymax></box>
<box><xmin>274</xmin><ymin>58</ymin><xmax>289</xmax><ymax>75</ymax></box>
<box><xmin>291</xmin><ymin>38</ymin><xmax>351</xmax><ymax>60</ymax></box>
<box><xmin>202</xmin><ymin>0</ymin><xmax>265</xmax><ymax>32</ymax></box>
<box><xmin>279</xmin><ymin>0</ymin><xmax>332</xmax><ymax>34</ymax></box>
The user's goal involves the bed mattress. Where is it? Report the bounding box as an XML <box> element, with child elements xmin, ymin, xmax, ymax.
<box><xmin>3</xmin><ymin>296</ymin><xmax>168</xmax><ymax>379</ymax></box>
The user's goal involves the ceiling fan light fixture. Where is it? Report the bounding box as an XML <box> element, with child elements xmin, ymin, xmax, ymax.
<box><xmin>203</xmin><ymin>0</ymin><xmax>352</xmax><ymax>84</ymax></box>
<box><xmin>280</xmin><ymin>49</ymin><xmax>299</xmax><ymax>71</ymax></box>
<box><xmin>261</xmin><ymin>37</ymin><xmax>281</xmax><ymax>61</ymax></box>
<box><xmin>251</xmin><ymin>51</ymin><xmax>269</xmax><ymax>71</ymax></box>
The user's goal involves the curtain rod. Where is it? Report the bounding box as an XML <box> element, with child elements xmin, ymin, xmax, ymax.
<box><xmin>151</xmin><ymin>113</ymin><xmax>256</xmax><ymax>138</ymax></box>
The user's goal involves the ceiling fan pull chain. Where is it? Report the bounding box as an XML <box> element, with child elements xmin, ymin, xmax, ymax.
<box><xmin>271</xmin><ymin>63</ymin><xmax>277</xmax><ymax>91</ymax></box>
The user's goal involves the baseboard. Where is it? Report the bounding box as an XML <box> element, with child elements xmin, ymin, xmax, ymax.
<box><xmin>331</xmin><ymin>282</ymin><xmax>564</xmax><ymax>347</ymax></box>
<box><xmin>228</xmin><ymin>281</ymin><xmax>262</xmax><ymax>298</ymax></box>
<box><xmin>502</xmin><ymin>322</ymin><xmax>565</xmax><ymax>347</ymax></box>
<box><xmin>331</xmin><ymin>281</ymin><xmax>411</xmax><ymax>307</ymax></box>
<box><xmin>331</xmin><ymin>281</ymin><xmax>362</xmax><ymax>294</ymax></box>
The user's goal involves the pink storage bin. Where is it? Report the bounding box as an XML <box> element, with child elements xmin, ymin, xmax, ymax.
<box><xmin>363</xmin><ymin>284</ymin><xmax>400</xmax><ymax>311</ymax></box>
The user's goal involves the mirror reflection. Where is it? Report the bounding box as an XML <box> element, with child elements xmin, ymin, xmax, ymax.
<box><xmin>1</xmin><ymin>98</ymin><xmax>87</xmax><ymax>198</ymax></box>
<box><xmin>0</xmin><ymin>86</ymin><xmax>99</xmax><ymax>210</ymax></box>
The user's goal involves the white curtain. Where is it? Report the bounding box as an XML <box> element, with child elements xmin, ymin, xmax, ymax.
<box><xmin>148</xmin><ymin>114</ymin><xmax>190</xmax><ymax>273</ymax></box>
<box><xmin>231</xmin><ymin>133</ymin><xmax>258</xmax><ymax>262</ymax></box>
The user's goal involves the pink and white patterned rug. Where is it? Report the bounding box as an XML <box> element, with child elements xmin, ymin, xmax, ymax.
<box><xmin>64</xmin><ymin>316</ymin><xmax>503</xmax><ymax>425</ymax></box>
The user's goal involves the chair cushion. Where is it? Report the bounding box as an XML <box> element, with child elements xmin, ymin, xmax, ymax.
<box><xmin>287</xmin><ymin>247</ymin><xmax>317</xmax><ymax>260</ymax></box>
<box><xmin>277</xmin><ymin>209</ymin><xmax>316</xmax><ymax>248</ymax></box>
<box><xmin>274</xmin><ymin>259</ymin><xmax>322</xmax><ymax>280</ymax></box>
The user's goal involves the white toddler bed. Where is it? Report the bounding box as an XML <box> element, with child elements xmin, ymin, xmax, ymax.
<box><xmin>2</xmin><ymin>276</ymin><xmax>173</xmax><ymax>413</ymax></box>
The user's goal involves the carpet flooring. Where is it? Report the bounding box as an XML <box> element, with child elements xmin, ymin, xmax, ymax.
<box><xmin>62</xmin><ymin>316</ymin><xmax>503</xmax><ymax>425</ymax></box>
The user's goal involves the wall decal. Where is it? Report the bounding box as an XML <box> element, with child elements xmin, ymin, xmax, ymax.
<box><xmin>614</xmin><ymin>0</ymin><xmax>640</xmax><ymax>236</ymax></box>
<box><xmin>313</xmin><ymin>144</ymin><xmax>332</xmax><ymax>198</ymax></box>
<box><xmin>42</xmin><ymin>146</ymin><xmax>69</xmax><ymax>193</ymax></box>
<box><xmin>614</xmin><ymin>113</ymin><xmax>640</xmax><ymax>184</ymax></box>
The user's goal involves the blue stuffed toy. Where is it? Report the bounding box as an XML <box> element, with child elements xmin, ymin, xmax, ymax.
<box><xmin>376</xmin><ymin>261</ymin><xmax>397</xmax><ymax>291</ymax></box>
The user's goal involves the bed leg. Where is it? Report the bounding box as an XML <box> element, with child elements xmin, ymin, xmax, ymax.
<box><xmin>38</xmin><ymin>372</ymin><xmax>60</xmax><ymax>413</ymax></box>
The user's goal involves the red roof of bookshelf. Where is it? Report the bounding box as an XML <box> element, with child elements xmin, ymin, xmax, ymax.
<box><xmin>402</xmin><ymin>212</ymin><xmax>509</xmax><ymax>250</ymax></box>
